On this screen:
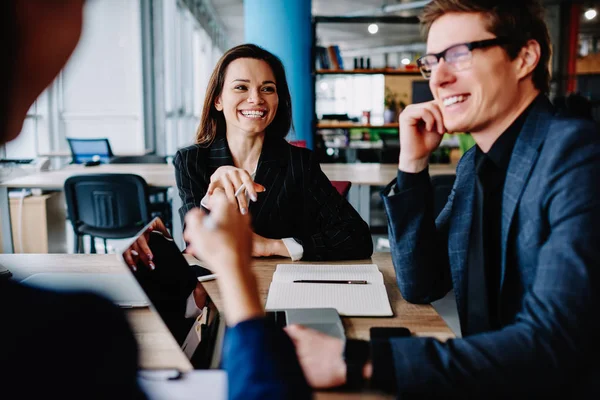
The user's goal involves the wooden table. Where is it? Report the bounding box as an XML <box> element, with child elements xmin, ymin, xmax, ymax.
<box><xmin>0</xmin><ymin>163</ymin><xmax>456</xmax><ymax>253</ymax></box>
<box><xmin>204</xmin><ymin>252</ymin><xmax>454</xmax><ymax>399</ymax></box>
<box><xmin>0</xmin><ymin>254</ymin><xmax>193</xmax><ymax>372</ymax></box>
<box><xmin>2</xmin><ymin>252</ymin><xmax>454</xmax><ymax>399</ymax></box>
<box><xmin>202</xmin><ymin>252</ymin><xmax>453</xmax><ymax>341</ymax></box>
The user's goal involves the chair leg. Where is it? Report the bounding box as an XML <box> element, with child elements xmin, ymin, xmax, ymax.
<box><xmin>90</xmin><ymin>236</ymin><xmax>97</xmax><ymax>254</ymax></box>
<box><xmin>74</xmin><ymin>234</ymin><xmax>81</xmax><ymax>254</ymax></box>
<box><xmin>103</xmin><ymin>238</ymin><xmax>108</xmax><ymax>254</ymax></box>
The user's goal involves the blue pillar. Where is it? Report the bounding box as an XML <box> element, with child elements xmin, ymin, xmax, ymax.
<box><xmin>244</xmin><ymin>0</ymin><xmax>313</xmax><ymax>149</ymax></box>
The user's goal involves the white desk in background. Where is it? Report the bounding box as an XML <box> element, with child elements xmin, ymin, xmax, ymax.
<box><xmin>0</xmin><ymin>164</ymin><xmax>181</xmax><ymax>253</ymax></box>
<box><xmin>0</xmin><ymin>163</ymin><xmax>456</xmax><ymax>253</ymax></box>
<box><xmin>321</xmin><ymin>163</ymin><xmax>456</xmax><ymax>224</ymax></box>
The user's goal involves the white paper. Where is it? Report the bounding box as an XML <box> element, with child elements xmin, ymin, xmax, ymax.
<box><xmin>265</xmin><ymin>264</ymin><xmax>393</xmax><ymax>317</ymax></box>
<box><xmin>272</xmin><ymin>264</ymin><xmax>384</xmax><ymax>284</ymax></box>
<box><xmin>139</xmin><ymin>370</ymin><xmax>227</xmax><ymax>400</ymax></box>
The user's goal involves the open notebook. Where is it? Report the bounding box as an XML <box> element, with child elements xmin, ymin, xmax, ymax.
<box><xmin>265</xmin><ymin>264</ymin><xmax>393</xmax><ymax>317</ymax></box>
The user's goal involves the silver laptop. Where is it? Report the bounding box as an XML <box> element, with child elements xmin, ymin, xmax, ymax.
<box><xmin>21</xmin><ymin>272</ymin><xmax>149</xmax><ymax>308</ymax></box>
<box><xmin>266</xmin><ymin>308</ymin><xmax>345</xmax><ymax>341</ymax></box>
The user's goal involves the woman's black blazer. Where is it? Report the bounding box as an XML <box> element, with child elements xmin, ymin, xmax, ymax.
<box><xmin>173</xmin><ymin>134</ymin><xmax>373</xmax><ymax>261</ymax></box>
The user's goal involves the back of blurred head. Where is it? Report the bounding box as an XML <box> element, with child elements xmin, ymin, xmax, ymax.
<box><xmin>0</xmin><ymin>0</ymin><xmax>84</xmax><ymax>145</ymax></box>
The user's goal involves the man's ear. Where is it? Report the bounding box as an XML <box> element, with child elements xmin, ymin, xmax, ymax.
<box><xmin>515</xmin><ymin>39</ymin><xmax>541</xmax><ymax>80</ymax></box>
<box><xmin>215</xmin><ymin>96</ymin><xmax>223</xmax><ymax>111</ymax></box>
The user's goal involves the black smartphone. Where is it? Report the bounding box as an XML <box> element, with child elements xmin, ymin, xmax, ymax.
<box><xmin>191</xmin><ymin>264</ymin><xmax>216</xmax><ymax>281</ymax></box>
<box><xmin>370</xmin><ymin>327</ymin><xmax>411</xmax><ymax>340</ymax></box>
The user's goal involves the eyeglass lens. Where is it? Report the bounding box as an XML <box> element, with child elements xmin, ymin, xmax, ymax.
<box><xmin>419</xmin><ymin>44</ymin><xmax>473</xmax><ymax>78</ymax></box>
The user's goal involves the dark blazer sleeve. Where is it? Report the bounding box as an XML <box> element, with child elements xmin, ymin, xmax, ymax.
<box><xmin>371</xmin><ymin>121</ymin><xmax>600</xmax><ymax>397</ymax></box>
<box><xmin>381</xmin><ymin>162</ymin><xmax>459</xmax><ymax>304</ymax></box>
<box><xmin>297</xmin><ymin>151</ymin><xmax>373</xmax><ymax>261</ymax></box>
<box><xmin>173</xmin><ymin>146</ymin><xmax>209</xmax><ymax>225</ymax></box>
<box><xmin>223</xmin><ymin>318</ymin><xmax>311</xmax><ymax>400</ymax></box>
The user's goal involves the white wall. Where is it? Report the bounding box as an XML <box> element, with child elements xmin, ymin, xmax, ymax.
<box><xmin>162</xmin><ymin>1</ymin><xmax>221</xmax><ymax>155</ymax></box>
<box><xmin>61</xmin><ymin>0</ymin><xmax>145</xmax><ymax>154</ymax></box>
<box><xmin>5</xmin><ymin>75</ymin><xmax>55</xmax><ymax>159</ymax></box>
<box><xmin>5</xmin><ymin>0</ymin><xmax>145</xmax><ymax>158</ymax></box>
<box><xmin>4</xmin><ymin>0</ymin><xmax>222</xmax><ymax>160</ymax></box>
<box><xmin>316</xmin><ymin>75</ymin><xmax>385</xmax><ymax>124</ymax></box>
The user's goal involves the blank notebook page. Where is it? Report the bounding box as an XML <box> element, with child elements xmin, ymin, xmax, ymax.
<box><xmin>265</xmin><ymin>264</ymin><xmax>393</xmax><ymax>317</ymax></box>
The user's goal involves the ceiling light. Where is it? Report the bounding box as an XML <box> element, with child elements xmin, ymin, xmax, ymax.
<box><xmin>401</xmin><ymin>58</ymin><xmax>411</xmax><ymax>65</ymax></box>
<box><xmin>368</xmin><ymin>24</ymin><xmax>379</xmax><ymax>34</ymax></box>
<box><xmin>585</xmin><ymin>9</ymin><xmax>597</xmax><ymax>20</ymax></box>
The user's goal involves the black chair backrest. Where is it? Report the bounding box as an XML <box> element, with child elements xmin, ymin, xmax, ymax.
<box><xmin>430</xmin><ymin>174</ymin><xmax>456</xmax><ymax>218</ymax></box>
<box><xmin>109</xmin><ymin>155</ymin><xmax>167</xmax><ymax>164</ymax></box>
<box><xmin>64</xmin><ymin>174</ymin><xmax>151</xmax><ymax>232</ymax></box>
<box><xmin>67</xmin><ymin>138</ymin><xmax>114</xmax><ymax>164</ymax></box>
<box><xmin>380</xmin><ymin>135</ymin><xmax>400</xmax><ymax>163</ymax></box>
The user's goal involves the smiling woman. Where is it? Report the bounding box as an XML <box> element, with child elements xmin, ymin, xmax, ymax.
<box><xmin>173</xmin><ymin>44</ymin><xmax>373</xmax><ymax>262</ymax></box>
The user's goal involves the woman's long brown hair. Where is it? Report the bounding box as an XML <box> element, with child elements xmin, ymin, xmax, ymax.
<box><xmin>195</xmin><ymin>44</ymin><xmax>293</xmax><ymax>146</ymax></box>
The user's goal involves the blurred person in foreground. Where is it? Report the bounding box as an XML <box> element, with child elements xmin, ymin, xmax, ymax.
<box><xmin>0</xmin><ymin>1</ymin><xmax>309</xmax><ymax>399</ymax></box>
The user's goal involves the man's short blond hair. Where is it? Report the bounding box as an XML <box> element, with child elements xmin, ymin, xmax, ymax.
<box><xmin>420</xmin><ymin>0</ymin><xmax>552</xmax><ymax>94</ymax></box>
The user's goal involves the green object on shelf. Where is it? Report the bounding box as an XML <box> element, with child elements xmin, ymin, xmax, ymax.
<box><xmin>369</xmin><ymin>128</ymin><xmax>397</xmax><ymax>141</ymax></box>
<box><xmin>348</xmin><ymin>128</ymin><xmax>363</xmax><ymax>141</ymax></box>
<box><xmin>457</xmin><ymin>133</ymin><xmax>476</xmax><ymax>154</ymax></box>
<box><xmin>348</xmin><ymin>127</ymin><xmax>397</xmax><ymax>142</ymax></box>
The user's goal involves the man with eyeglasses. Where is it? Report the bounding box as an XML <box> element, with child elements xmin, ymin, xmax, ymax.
<box><xmin>285</xmin><ymin>0</ymin><xmax>600</xmax><ymax>397</ymax></box>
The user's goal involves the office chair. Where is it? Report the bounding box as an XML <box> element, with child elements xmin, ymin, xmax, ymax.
<box><xmin>379</xmin><ymin>135</ymin><xmax>400</xmax><ymax>163</ymax></box>
<box><xmin>289</xmin><ymin>140</ymin><xmax>307</xmax><ymax>148</ymax></box>
<box><xmin>331</xmin><ymin>181</ymin><xmax>351</xmax><ymax>198</ymax></box>
<box><xmin>64</xmin><ymin>174</ymin><xmax>152</xmax><ymax>253</ymax></box>
<box><xmin>109</xmin><ymin>155</ymin><xmax>172</xmax><ymax>232</ymax></box>
<box><xmin>430</xmin><ymin>174</ymin><xmax>456</xmax><ymax>218</ymax></box>
<box><xmin>66</xmin><ymin>138</ymin><xmax>114</xmax><ymax>164</ymax></box>
<box><xmin>287</xmin><ymin>140</ymin><xmax>351</xmax><ymax>198</ymax></box>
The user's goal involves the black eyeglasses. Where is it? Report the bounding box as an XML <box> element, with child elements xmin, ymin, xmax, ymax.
<box><xmin>416</xmin><ymin>37</ymin><xmax>510</xmax><ymax>79</ymax></box>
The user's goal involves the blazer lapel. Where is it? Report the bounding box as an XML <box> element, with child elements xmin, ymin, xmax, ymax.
<box><xmin>206</xmin><ymin>135</ymin><xmax>234</xmax><ymax>182</ymax></box>
<box><xmin>499</xmin><ymin>97</ymin><xmax>553</xmax><ymax>291</ymax></box>
<box><xmin>448</xmin><ymin>148</ymin><xmax>476</xmax><ymax>320</ymax></box>
<box><xmin>249</xmin><ymin>136</ymin><xmax>288</xmax><ymax>229</ymax></box>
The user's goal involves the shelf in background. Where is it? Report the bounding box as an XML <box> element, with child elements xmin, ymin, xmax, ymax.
<box><xmin>317</xmin><ymin>122</ymin><xmax>399</xmax><ymax>129</ymax></box>
<box><xmin>325</xmin><ymin>141</ymin><xmax>384</xmax><ymax>149</ymax></box>
<box><xmin>316</xmin><ymin>69</ymin><xmax>421</xmax><ymax>76</ymax></box>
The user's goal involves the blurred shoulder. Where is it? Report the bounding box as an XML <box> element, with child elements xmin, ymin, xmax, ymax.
<box><xmin>1</xmin><ymin>280</ymin><xmax>128</xmax><ymax>327</ymax></box>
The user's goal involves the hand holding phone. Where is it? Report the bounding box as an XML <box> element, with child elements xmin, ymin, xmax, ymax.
<box><xmin>191</xmin><ymin>265</ymin><xmax>217</xmax><ymax>282</ymax></box>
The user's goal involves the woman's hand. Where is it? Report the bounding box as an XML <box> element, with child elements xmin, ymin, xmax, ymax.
<box><xmin>123</xmin><ymin>217</ymin><xmax>170</xmax><ymax>271</ymax></box>
<box><xmin>252</xmin><ymin>233</ymin><xmax>291</xmax><ymax>258</ymax></box>
<box><xmin>184</xmin><ymin>190</ymin><xmax>252</xmax><ymax>270</ymax></box>
<box><xmin>207</xmin><ymin>166</ymin><xmax>265</xmax><ymax>214</ymax></box>
<box><xmin>183</xmin><ymin>191</ymin><xmax>263</xmax><ymax>325</ymax></box>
